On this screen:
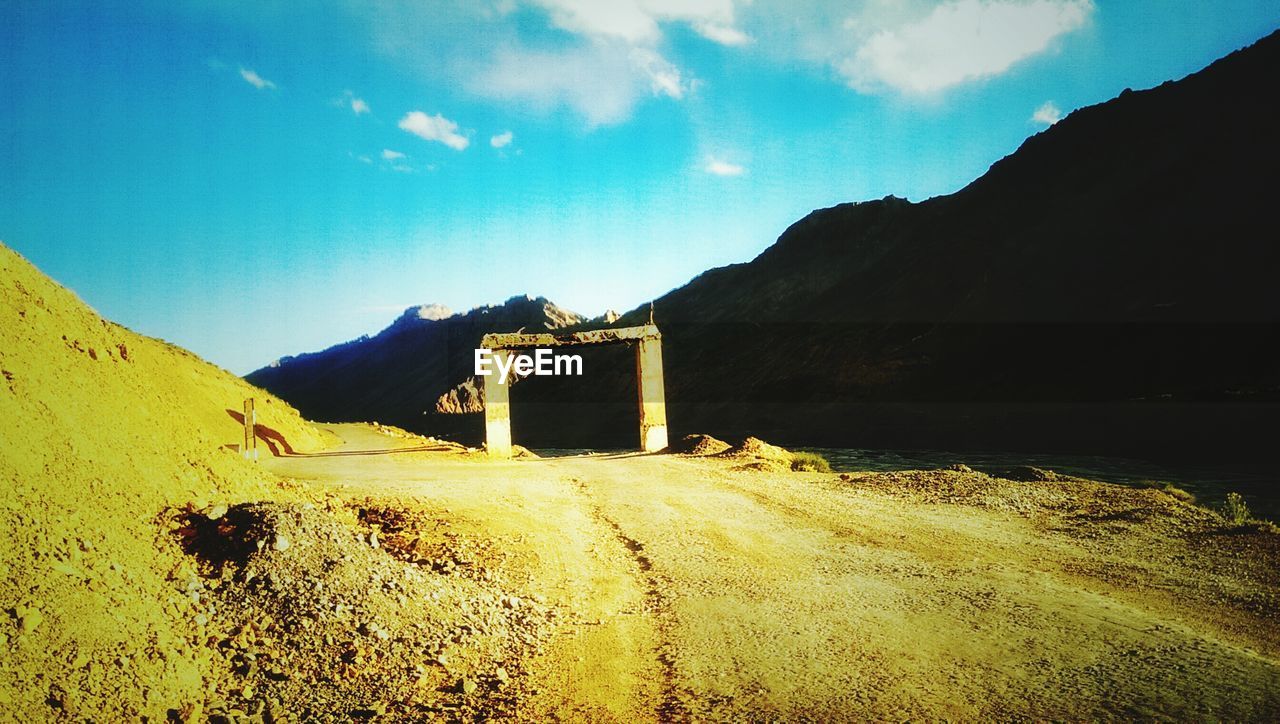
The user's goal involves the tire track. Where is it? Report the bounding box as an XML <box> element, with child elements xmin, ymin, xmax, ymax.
<box><xmin>566</xmin><ymin>476</ymin><xmax>688</xmax><ymax>722</ymax></box>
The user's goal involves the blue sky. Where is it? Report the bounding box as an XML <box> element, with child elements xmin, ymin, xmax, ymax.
<box><xmin>3</xmin><ymin>1</ymin><xmax>1278</xmax><ymax>374</ymax></box>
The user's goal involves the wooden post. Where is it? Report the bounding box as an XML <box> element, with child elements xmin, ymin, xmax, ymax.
<box><xmin>483</xmin><ymin>349</ymin><xmax>513</xmax><ymax>458</ymax></box>
<box><xmin>243</xmin><ymin>397</ymin><xmax>258</xmax><ymax>461</ymax></box>
<box><xmin>635</xmin><ymin>336</ymin><xmax>668</xmax><ymax>452</ymax></box>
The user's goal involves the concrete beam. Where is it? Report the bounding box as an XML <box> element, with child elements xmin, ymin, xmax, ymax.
<box><xmin>482</xmin><ymin>324</ymin><xmax>659</xmax><ymax>350</ymax></box>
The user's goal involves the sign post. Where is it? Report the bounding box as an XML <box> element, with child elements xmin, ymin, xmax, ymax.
<box><xmin>243</xmin><ymin>397</ymin><xmax>258</xmax><ymax>461</ymax></box>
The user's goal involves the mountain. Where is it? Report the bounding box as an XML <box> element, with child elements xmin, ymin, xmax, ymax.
<box><xmin>250</xmin><ymin>29</ymin><xmax>1280</xmax><ymax>458</ymax></box>
<box><xmin>245</xmin><ymin>296</ymin><xmax>586</xmax><ymax>432</ymax></box>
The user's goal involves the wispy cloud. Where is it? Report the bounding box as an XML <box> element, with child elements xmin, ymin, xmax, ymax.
<box><xmin>1031</xmin><ymin>100</ymin><xmax>1063</xmax><ymax>125</ymax></box>
<box><xmin>631</xmin><ymin>47</ymin><xmax>685</xmax><ymax>99</ymax></box>
<box><xmin>466</xmin><ymin>1</ymin><xmax>749</xmax><ymax>126</ymax></box>
<box><xmin>704</xmin><ymin>158</ymin><xmax>745</xmax><ymax>176</ymax></box>
<box><xmin>398</xmin><ymin>111</ymin><xmax>470</xmax><ymax>151</ymax></box>
<box><xmin>473</xmin><ymin>44</ymin><xmax>640</xmax><ymax>127</ymax></box>
<box><xmin>840</xmin><ymin>0</ymin><xmax>1094</xmax><ymax>95</ymax></box>
<box><xmin>490</xmin><ymin>131</ymin><xmax>514</xmax><ymax>148</ymax></box>
<box><xmin>694</xmin><ymin>21</ymin><xmax>751</xmax><ymax>47</ymax></box>
<box><xmin>381</xmin><ymin>149</ymin><xmax>406</xmax><ymax>160</ymax></box>
<box><xmin>239</xmin><ymin>67</ymin><xmax>277</xmax><ymax>90</ymax></box>
<box><xmin>529</xmin><ymin>0</ymin><xmax>747</xmax><ymax>46</ymax></box>
<box><xmin>334</xmin><ymin>91</ymin><xmax>371</xmax><ymax>115</ymax></box>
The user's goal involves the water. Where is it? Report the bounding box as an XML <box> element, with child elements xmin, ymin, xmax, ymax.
<box><xmin>534</xmin><ymin>446</ymin><xmax>1277</xmax><ymax>520</ymax></box>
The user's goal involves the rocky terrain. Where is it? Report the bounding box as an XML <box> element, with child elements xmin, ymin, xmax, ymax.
<box><xmin>0</xmin><ymin>241</ymin><xmax>330</xmax><ymax>717</ymax></box>
<box><xmin>2</xmin><ymin>241</ymin><xmax>1278</xmax><ymax>719</ymax></box>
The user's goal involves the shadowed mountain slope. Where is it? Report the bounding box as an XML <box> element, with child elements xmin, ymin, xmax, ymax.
<box><xmin>246</xmin><ymin>296</ymin><xmax>586</xmax><ymax>430</ymax></box>
<box><xmin>250</xmin><ymin>29</ymin><xmax>1280</xmax><ymax>456</ymax></box>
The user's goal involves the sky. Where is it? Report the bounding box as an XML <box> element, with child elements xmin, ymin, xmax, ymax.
<box><xmin>2</xmin><ymin>1</ymin><xmax>1278</xmax><ymax>374</ymax></box>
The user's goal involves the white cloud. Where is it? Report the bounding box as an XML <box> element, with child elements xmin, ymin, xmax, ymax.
<box><xmin>533</xmin><ymin>0</ymin><xmax>660</xmax><ymax>43</ymax></box>
<box><xmin>1031</xmin><ymin>100</ymin><xmax>1063</xmax><ymax>125</ymax></box>
<box><xmin>239</xmin><ymin>67</ymin><xmax>277</xmax><ymax>90</ymax></box>
<box><xmin>398</xmin><ymin>111</ymin><xmax>470</xmax><ymax>151</ymax></box>
<box><xmin>464</xmin><ymin>1</ymin><xmax>749</xmax><ymax>125</ymax></box>
<box><xmin>381</xmin><ymin>149</ymin><xmax>406</xmax><ymax>160</ymax></box>
<box><xmin>490</xmin><ymin>131</ymin><xmax>514</xmax><ymax>148</ymax></box>
<box><xmin>528</xmin><ymin>0</ymin><xmax>745</xmax><ymax>45</ymax></box>
<box><xmin>336</xmin><ymin>91</ymin><xmax>371</xmax><ymax>115</ymax></box>
<box><xmin>694</xmin><ymin>21</ymin><xmax>751</xmax><ymax>46</ymax></box>
<box><xmin>630</xmin><ymin>47</ymin><xmax>685</xmax><ymax>99</ymax></box>
<box><xmin>351</xmin><ymin>153</ymin><xmax>373</xmax><ymax>165</ymax></box>
<box><xmin>841</xmin><ymin>0</ymin><xmax>1093</xmax><ymax>94</ymax></box>
<box><xmin>704</xmin><ymin>158</ymin><xmax>745</xmax><ymax>176</ymax></box>
<box><xmin>473</xmin><ymin>43</ymin><xmax>642</xmax><ymax>127</ymax></box>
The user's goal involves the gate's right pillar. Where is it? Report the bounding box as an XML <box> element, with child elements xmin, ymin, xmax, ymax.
<box><xmin>483</xmin><ymin>348</ymin><xmax>513</xmax><ymax>458</ymax></box>
<box><xmin>635</xmin><ymin>335</ymin><xmax>668</xmax><ymax>452</ymax></box>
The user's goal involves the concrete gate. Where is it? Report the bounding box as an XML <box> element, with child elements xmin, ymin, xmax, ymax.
<box><xmin>480</xmin><ymin>324</ymin><xmax>668</xmax><ymax>458</ymax></box>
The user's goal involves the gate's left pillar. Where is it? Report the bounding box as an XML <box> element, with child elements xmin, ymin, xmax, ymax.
<box><xmin>483</xmin><ymin>348</ymin><xmax>513</xmax><ymax>458</ymax></box>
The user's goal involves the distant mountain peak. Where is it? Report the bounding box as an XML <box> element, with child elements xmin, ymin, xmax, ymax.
<box><xmin>407</xmin><ymin>303</ymin><xmax>453</xmax><ymax>321</ymax></box>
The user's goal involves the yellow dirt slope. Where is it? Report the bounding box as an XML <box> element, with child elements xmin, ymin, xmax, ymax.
<box><xmin>0</xmin><ymin>242</ymin><xmax>333</xmax><ymax>718</ymax></box>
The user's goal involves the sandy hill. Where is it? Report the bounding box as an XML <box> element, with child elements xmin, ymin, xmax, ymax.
<box><xmin>0</xmin><ymin>242</ymin><xmax>332</xmax><ymax>717</ymax></box>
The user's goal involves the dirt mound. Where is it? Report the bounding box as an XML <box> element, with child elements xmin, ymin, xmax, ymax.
<box><xmin>0</xmin><ymin>243</ymin><xmax>333</xmax><ymax>717</ymax></box>
<box><xmin>997</xmin><ymin>465</ymin><xmax>1065</xmax><ymax>482</ymax></box>
<box><xmin>172</xmin><ymin>499</ymin><xmax>553</xmax><ymax>720</ymax></box>
<box><xmin>839</xmin><ymin>467</ymin><xmax>1222</xmax><ymax>533</ymax></box>
<box><xmin>512</xmin><ymin>445</ymin><xmax>540</xmax><ymax>459</ymax></box>
<box><xmin>668</xmin><ymin>434</ymin><xmax>731</xmax><ymax>456</ymax></box>
<box><xmin>719</xmin><ymin>436</ymin><xmax>793</xmax><ymax>463</ymax></box>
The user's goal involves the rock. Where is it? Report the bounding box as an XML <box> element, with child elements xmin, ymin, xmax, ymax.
<box><xmin>176</xmin><ymin>700</ymin><xmax>203</xmax><ymax>722</ymax></box>
<box><xmin>949</xmin><ymin>463</ymin><xmax>974</xmax><ymax>473</ymax></box>
<box><xmin>272</xmin><ymin>534</ymin><xmax>290</xmax><ymax>552</ymax></box>
<box><xmin>18</xmin><ymin>606</ymin><xmax>43</xmax><ymax>633</ymax></box>
<box><xmin>369</xmin><ymin>530</ymin><xmax>379</xmax><ymax>549</ymax></box>
<box><xmin>206</xmin><ymin>504</ymin><xmax>228</xmax><ymax>521</ymax></box>
<box><xmin>459</xmin><ymin>677</ymin><xmax>478</xmax><ymax>695</ymax></box>
<box><xmin>495</xmin><ymin>667</ymin><xmax>510</xmax><ymax>685</ymax></box>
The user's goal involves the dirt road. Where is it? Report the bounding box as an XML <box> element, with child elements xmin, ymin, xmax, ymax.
<box><xmin>265</xmin><ymin>425</ymin><xmax>1280</xmax><ymax>720</ymax></box>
